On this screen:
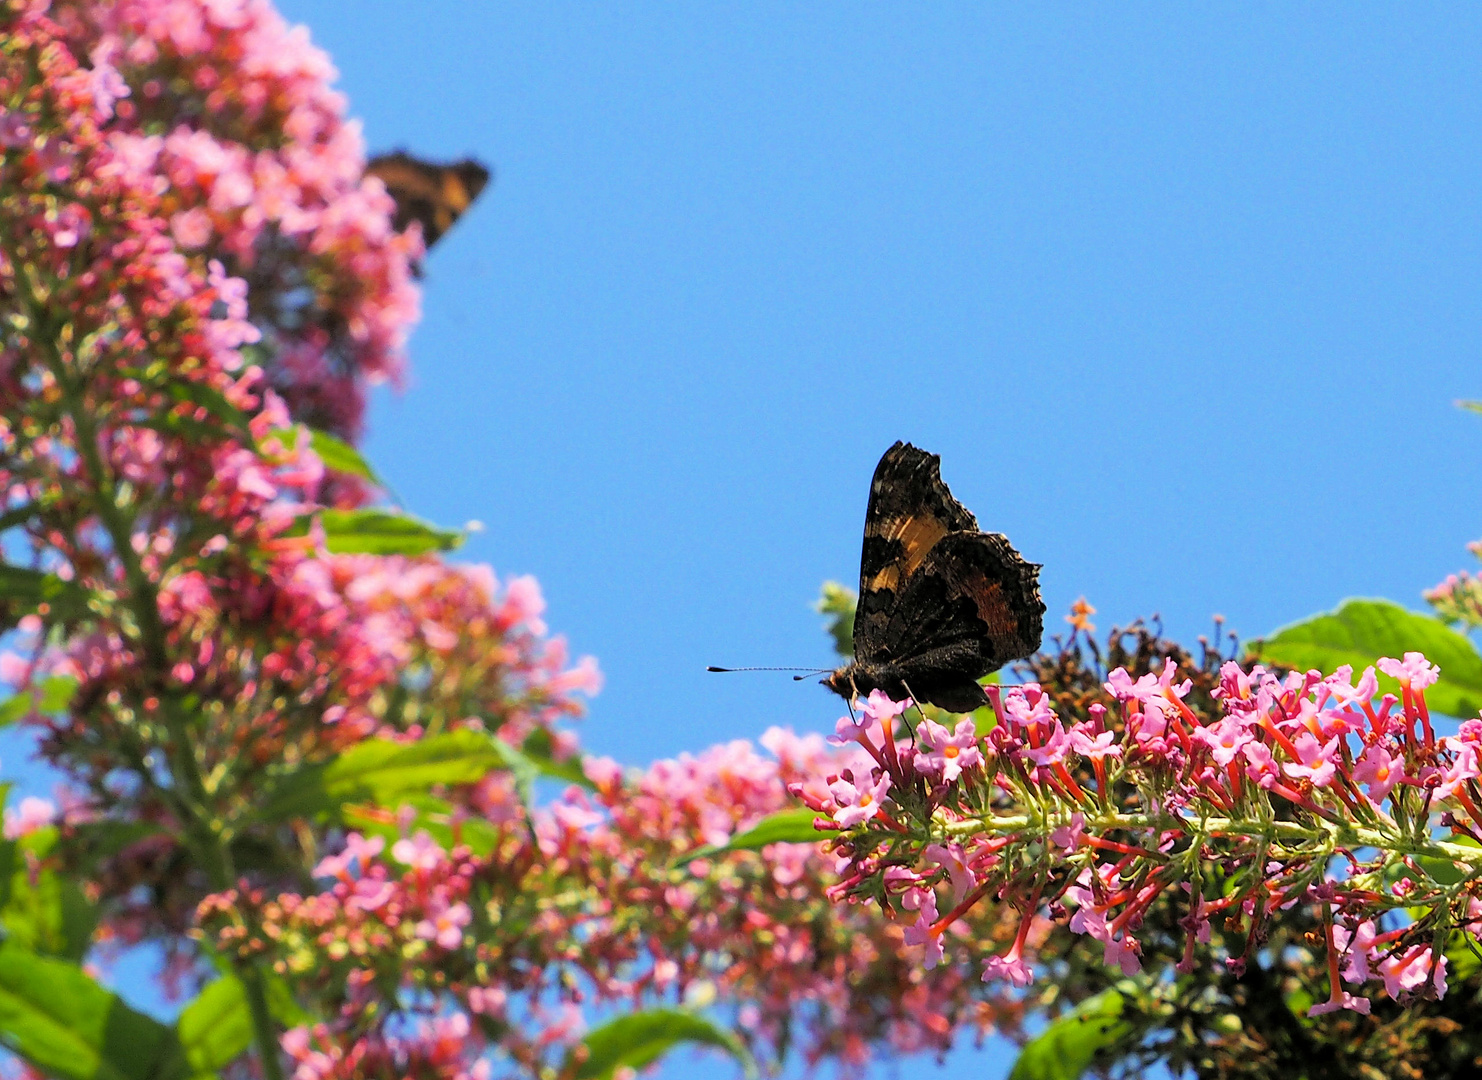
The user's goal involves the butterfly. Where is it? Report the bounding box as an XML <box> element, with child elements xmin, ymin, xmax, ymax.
<box><xmin>822</xmin><ymin>442</ymin><xmax>1045</xmax><ymax>713</ymax></box>
<box><xmin>364</xmin><ymin>151</ymin><xmax>492</xmax><ymax>250</ymax></box>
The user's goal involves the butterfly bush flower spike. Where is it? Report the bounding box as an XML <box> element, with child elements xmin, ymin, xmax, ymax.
<box><xmin>794</xmin><ymin>633</ymin><xmax>1482</xmax><ymax>1014</ymax></box>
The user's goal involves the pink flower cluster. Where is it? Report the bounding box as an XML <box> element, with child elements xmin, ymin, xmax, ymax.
<box><xmin>281</xmin><ymin>1014</ymin><xmax>488</xmax><ymax>1080</ymax></box>
<box><xmin>797</xmin><ymin>655</ymin><xmax>1482</xmax><ymax>1020</ymax></box>
<box><xmin>1</xmin><ymin>2</ymin><xmax>1047</xmax><ymax>1075</ymax></box>
<box><xmin>195</xmin><ymin>725</ymin><xmax>1040</xmax><ymax>1077</ymax></box>
<box><xmin>35</xmin><ymin>0</ymin><xmax>423</xmax><ymax>438</ymax></box>
<box><xmin>215</xmin><ymin>828</ymin><xmax>507</xmax><ymax>1079</ymax></box>
<box><xmin>1426</xmin><ymin>540</ymin><xmax>1482</xmax><ymax>632</ymax></box>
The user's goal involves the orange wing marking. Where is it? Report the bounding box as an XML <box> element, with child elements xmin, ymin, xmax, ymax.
<box><xmin>867</xmin><ymin>514</ymin><xmax>950</xmax><ymax>592</ymax></box>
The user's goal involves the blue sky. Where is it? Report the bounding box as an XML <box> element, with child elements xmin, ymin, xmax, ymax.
<box><xmin>45</xmin><ymin>4</ymin><xmax>1482</xmax><ymax>1077</ymax></box>
<box><xmin>267</xmin><ymin>5</ymin><xmax>1482</xmax><ymax>1075</ymax></box>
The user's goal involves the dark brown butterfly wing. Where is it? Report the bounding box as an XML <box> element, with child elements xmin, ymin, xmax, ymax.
<box><xmin>848</xmin><ymin>443</ymin><xmax>1044</xmax><ymax>712</ymax></box>
<box><xmin>887</xmin><ymin>531</ymin><xmax>1044</xmax><ymax>689</ymax></box>
<box><xmin>364</xmin><ymin>152</ymin><xmax>491</xmax><ymax>249</ymax></box>
<box><xmin>854</xmin><ymin>442</ymin><xmax>979</xmax><ymax>660</ymax></box>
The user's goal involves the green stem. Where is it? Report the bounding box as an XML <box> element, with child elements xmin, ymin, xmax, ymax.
<box><xmin>16</xmin><ymin>263</ymin><xmax>288</xmax><ymax>1080</ymax></box>
<box><xmin>945</xmin><ymin>807</ymin><xmax>1482</xmax><ymax>867</ymax></box>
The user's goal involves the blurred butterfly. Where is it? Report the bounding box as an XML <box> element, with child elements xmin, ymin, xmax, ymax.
<box><xmin>821</xmin><ymin>442</ymin><xmax>1044</xmax><ymax>713</ymax></box>
<box><xmin>365</xmin><ymin>151</ymin><xmax>492</xmax><ymax>251</ymax></box>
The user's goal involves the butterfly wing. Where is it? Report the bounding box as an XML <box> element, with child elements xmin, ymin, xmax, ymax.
<box><xmin>364</xmin><ymin>152</ymin><xmax>491</xmax><ymax>248</ymax></box>
<box><xmin>881</xmin><ymin>531</ymin><xmax>1044</xmax><ymax>710</ymax></box>
<box><xmin>854</xmin><ymin>442</ymin><xmax>979</xmax><ymax>662</ymax></box>
<box><xmin>894</xmin><ymin>532</ymin><xmax>1043</xmax><ymax>667</ymax></box>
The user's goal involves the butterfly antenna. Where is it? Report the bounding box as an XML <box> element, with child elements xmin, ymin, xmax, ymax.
<box><xmin>792</xmin><ymin>668</ymin><xmax>833</xmax><ymax>681</ymax></box>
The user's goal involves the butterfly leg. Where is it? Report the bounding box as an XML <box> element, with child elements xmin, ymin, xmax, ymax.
<box><xmin>898</xmin><ymin>680</ymin><xmax>925</xmax><ymax>740</ymax></box>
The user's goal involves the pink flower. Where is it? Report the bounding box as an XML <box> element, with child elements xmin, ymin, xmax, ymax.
<box><xmin>1282</xmin><ymin>731</ymin><xmax>1340</xmax><ymax>788</ymax></box>
<box><xmin>923</xmin><ymin>842</ymin><xmax>975</xmax><ymax>904</ymax></box>
<box><xmin>344</xmin><ymin>833</ymin><xmax>385</xmax><ymax>864</ymax></box>
<box><xmin>1377</xmin><ymin>652</ymin><xmax>1441</xmax><ymax>691</ymax></box>
<box><xmin>1104</xmin><ymin>658</ymin><xmax>1190</xmax><ymax>704</ymax></box>
<box><xmin>901</xmin><ymin>888</ymin><xmax>943</xmax><ymax>969</ymax></box>
<box><xmin>1067</xmin><ymin>895</ymin><xmax>1111</xmax><ymax>944</ymax></box>
<box><xmin>0</xmin><ymin>109</ymin><xmax>31</xmax><ymax>148</ymax></box>
<box><xmin>997</xmin><ymin>684</ymin><xmax>1056</xmax><ymax>735</ymax></box>
<box><xmin>828</xmin><ymin>713</ymin><xmax>868</xmax><ymax>747</ymax></box>
<box><xmin>1308</xmin><ymin>991</ymin><xmax>1371</xmax><ymax>1016</ymax></box>
<box><xmin>467</xmin><ymin>986</ymin><xmax>506</xmax><ymax>1017</ymax></box>
<box><xmin>829</xmin><ymin>772</ymin><xmax>892</xmax><ymax>828</ymax></box>
<box><xmin>1021</xmin><ymin>720</ymin><xmax>1070</xmax><ymax>771</ymax></box>
<box><xmin>1068</xmin><ymin>722</ymin><xmax>1120</xmax><ymax>761</ymax></box>
<box><xmin>1049</xmin><ymin>812</ymin><xmax>1086</xmax><ymax>853</ymax></box>
<box><xmin>1103</xmin><ymin>934</ymin><xmax>1142</xmax><ymax>976</ymax></box>
<box><xmin>981</xmin><ymin>947</ymin><xmax>1034</xmax><ymax>987</ymax></box>
<box><xmin>346</xmin><ymin>876</ymin><xmax>395</xmax><ymax>912</ymax></box>
<box><xmin>415</xmin><ymin>899</ymin><xmax>471</xmax><ymax>950</ymax></box>
<box><xmin>860</xmin><ymin>689</ymin><xmax>911</xmax><ymax>723</ymax></box>
<box><xmin>499</xmin><ymin>575</ymin><xmax>547</xmax><ymax>635</ymax></box>
<box><xmin>85</xmin><ymin>42</ymin><xmax>131</xmax><ymax>119</ymax></box>
<box><xmin>4</xmin><ymin>797</ymin><xmax>55</xmax><ymax>839</ymax></box>
<box><xmin>1322</xmin><ymin>665</ymin><xmax>1379</xmax><ymax>709</ymax></box>
<box><xmin>1352</xmin><ymin>743</ymin><xmax>1405</xmax><ymax>805</ymax></box>
<box><xmin>390</xmin><ymin>830</ymin><xmax>445</xmax><ymax>871</ymax></box>
<box><xmin>1191</xmin><ymin>715</ymin><xmax>1253</xmax><ymax>767</ymax></box>
<box><xmin>170</xmin><ymin>208</ymin><xmax>213</xmax><ymax>249</ymax></box>
<box><xmin>1241</xmin><ymin>739</ymin><xmax>1280</xmax><ymax>789</ymax></box>
<box><xmin>915</xmin><ymin>717</ymin><xmax>982</xmax><ymax>782</ymax></box>
<box><xmin>1379</xmin><ymin>945</ymin><xmax>1447</xmax><ymax>1000</ymax></box>
<box><xmin>0</xmin><ymin>653</ymin><xmax>29</xmax><ymax>687</ymax></box>
<box><xmin>1434</xmin><ymin>739</ymin><xmax>1481</xmax><ymax>800</ymax></box>
<box><xmin>552</xmin><ymin>654</ymin><xmax>603</xmax><ymax>696</ymax></box>
<box><xmin>49</xmin><ymin>204</ymin><xmax>89</xmax><ymax>248</ymax></box>
<box><xmin>763</xmin><ymin>842</ymin><xmax>812</xmax><ymax>886</ymax></box>
<box><xmin>1332</xmin><ymin>919</ymin><xmax>1379</xmax><ymax>983</ymax></box>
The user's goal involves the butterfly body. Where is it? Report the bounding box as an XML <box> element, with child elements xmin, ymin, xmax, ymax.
<box><xmin>825</xmin><ymin>442</ymin><xmax>1044</xmax><ymax>713</ymax></box>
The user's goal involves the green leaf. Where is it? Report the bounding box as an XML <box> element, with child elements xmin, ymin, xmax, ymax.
<box><xmin>0</xmin><ymin>839</ymin><xmax>16</xmax><ymax>909</ymax></box>
<box><xmin>1417</xmin><ymin>855</ymin><xmax>1469</xmax><ymax>885</ymax></box>
<box><xmin>815</xmin><ymin>581</ymin><xmax>857</xmax><ymax>659</ymax></box>
<box><xmin>679</xmin><ymin>807</ymin><xmax>825</xmax><ymax>866</ymax></box>
<box><xmin>317</xmin><ymin>509</ymin><xmax>463</xmax><ymax>556</ymax></box>
<box><xmin>570</xmin><ymin>1009</ymin><xmax>756</xmax><ymax>1080</ymax></box>
<box><xmin>1418</xmin><ymin>835</ymin><xmax>1478</xmax><ymax>886</ymax></box>
<box><xmin>520</xmin><ymin>728</ymin><xmax>596</xmax><ymax>790</ymax></box>
<box><xmin>177</xmin><ymin>975</ymin><xmax>252</xmax><ymax>1073</ymax></box>
<box><xmin>1458</xmin><ymin>399</ymin><xmax>1482</xmax><ymax>416</ymax></box>
<box><xmin>166</xmin><ymin>380</ymin><xmax>254</xmax><ymax>445</ymax></box>
<box><xmin>256</xmin><ymin>730</ymin><xmax>504</xmax><ymax>823</ymax></box>
<box><xmin>0</xmin><ymin>677</ymin><xmax>77</xmax><ymax>729</ymax></box>
<box><xmin>1008</xmin><ymin>990</ymin><xmax>1132</xmax><ymax>1080</ymax></box>
<box><xmin>1246</xmin><ymin>598</ymin><xmax>1482</xmax><ymax>718</ymax></box>
<box><xmin>263</xmin><ymin>971</ymin><xmax>310</xmax><ymax>1028</ymax></box>
<box><xmin>0</xmin><ymin>697</ymin><xmax>30</xmax><ymax>728</ymax></box>
<box><xmin>489</xmin><ymin>736</ymin><xmax>541</xmax><ymax>817</ymax></box>
<box><xmin>0</xmin><ymin>565</ymin><xmax>92</xmax><ymax>630</ymax></box>
<box><xmin>0</xmin><ymin>943</ymin><xmax>190</xmax><ymax>1080</ymax></box>
<box><xmin>343</xmin><ymin>794</ymin><xmax>503</xmax><ymax>858</ymax></box>
<box><xmin>1447</xmin><ymin>932</ymin><xmax>1482</xmax><ymax>982</ymax></box>
<box><xmin>308</xmin><ymin>429</ymin><xmax>383</xmax><ymax>486</ymax></box>
<box><xmin>56</xmin><ymin>881</ymin><xmax>98</xmax><ymax>963</ymax></box>
<box><xmin>1</xmin><ymin>825</ymin><xmax>96</xmax><ymax>962</ymax></box>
